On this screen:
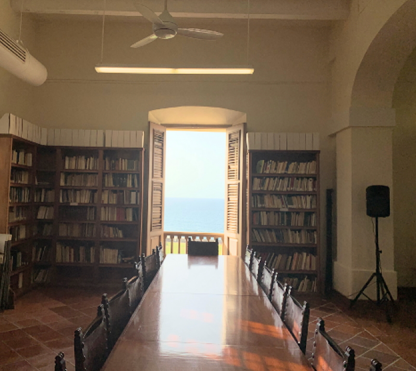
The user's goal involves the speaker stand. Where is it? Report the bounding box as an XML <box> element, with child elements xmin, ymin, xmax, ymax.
<box><xmin>350</xmin><ymin>217</ymin><xmax>395</xmax><ymax>322</ymax></box>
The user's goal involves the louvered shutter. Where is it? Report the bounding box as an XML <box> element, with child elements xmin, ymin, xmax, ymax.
<box><xmin>147</xmin><ymin>123</ymin><xmax>166</xmax><ymax>254</ymax></box>
<box><xmin>224</xmin><ymin>123</ymin><xmax>246</xmax><ymax>256</ymax></box>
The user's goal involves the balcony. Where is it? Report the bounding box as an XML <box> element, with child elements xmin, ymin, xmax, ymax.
<box><xmin>163</xmin><ymin>231</ymin><xmax>224</xmax><ymax>255</ymax></box>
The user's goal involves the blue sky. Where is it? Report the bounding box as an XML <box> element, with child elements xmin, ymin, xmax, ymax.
<box><xmin>165</xmin><ymin>130</ymin><xmax>226</xmax><ymax>199</ymax></box>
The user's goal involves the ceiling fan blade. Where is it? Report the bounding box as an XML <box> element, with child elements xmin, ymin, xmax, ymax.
<box><xmin>177</xmin><ymin>28</ymin><xmax>223</xmax><ymax>40</ymax></box>
<box><xmin>131</xmin><ymin>1</ymin><xmax>165</xmax><ymax>27</ymax></box>
<box><xmin>130</xmin><ymin>34</ymin><xmax>158</xmax><ymax>48</ymax></box>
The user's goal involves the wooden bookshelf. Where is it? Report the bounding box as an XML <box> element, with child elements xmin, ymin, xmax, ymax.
<box><xmin>247</xmin><ymin>150</ymin><xmax>320</xmax><ymax>293</ymax></box>
<box><xmin>0</xmin><ymin>134</ymin><xmax>143</xmax><ymax>293</ymax></box>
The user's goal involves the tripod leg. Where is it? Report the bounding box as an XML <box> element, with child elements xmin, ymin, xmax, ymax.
<box><xmin>379</xmin><ymin>274</ymin><xmax>396</xmax><ymax>306</ymax></box>
<box><xmin>350</xmin><ymin>273</ymin><xmax>377</xmax><ymax>308</ymax></box>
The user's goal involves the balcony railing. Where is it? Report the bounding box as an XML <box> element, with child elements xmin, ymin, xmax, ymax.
<box><xmin>163</xmin><ymin>231</ymin><xmax>225</xmax><ymax>255</ymax></box>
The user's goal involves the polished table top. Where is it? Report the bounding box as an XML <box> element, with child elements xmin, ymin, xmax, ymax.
<box><xmin>102</xmin><ymin>255</ymin><xmax>312</xmax><ymax>371</ymax></box>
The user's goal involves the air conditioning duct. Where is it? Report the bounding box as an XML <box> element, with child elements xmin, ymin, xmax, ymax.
<box><xmin>0</xmin><ymin>28</ymin><xmax>47</xmax><ymax>86</ymax></box>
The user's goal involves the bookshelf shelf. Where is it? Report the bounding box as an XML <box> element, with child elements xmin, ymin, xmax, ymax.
<box><xmin>98</xmin><ymin>264</ymin><xmax>135</xmax><ymax>269</ymax></box>
<box><xmin>8</xmin><ymin>220</ymin><xmax>34</xmax><ymax>227</ymax></box>
<box><xmin>10</xmin><ymin>264</ymin><xmax>33</xmax><ymax>276</ymax></box>
<box><xmin>102</xmin><ymin>187</ymin><xmax>141</xmax><ymax>191</ymax></box>
<box><xmin>252</xmin><ymin>225</ymin><xmax>317</xmax><ymax>230</ymax></box>
<box><xmin>247</xmin><ymin>149</ymin><xmax>320</xmax><ymax>293</ymax></box>
<box><xmin>60</xmin><ymin>170</ymin><xmax>99</xmax><ymax>173</ymax></box>
<box><xmin>102</xmin><ymin>170</ymin><xmax>140</xmax><ymax>174</ymax></box>
<box><xmin>11</xmin><ymin>164</ymin><xmax>32</xmax><ymax>170</ymax></box>
<box><xmin>10</xmin><ymin>183</ymin><xmax>31</xmax><ymax>187</ymax></box>
<box><xmin>59</xmin><ymin>186</ymin><xmax>99</xmax><ymax>190</ymax></box>
<box><xmin>252</xmin><ymin>173</ymin><xmax>318</xmax><ymax>178</ymax></box>
<box><xmin>251</xmin><ymin>191</ymin><xmax>317</xmax><ymax>195</ymax></box>
<box><xmin>11</xmin><ymin>238</ymin><xmax>33</xmax><ymax>247</ymax></box>
<box><xmin>99</xmin><ymin>221</ymin><xmax>139</xmax><ymax>225</ymax></box>
<box><xmin>251</xmin><ymin>208</ymin><xmax>317</xmax><ymax>212</ymax></box>
<box><xmin>55</xmin><ymin>262</ymin><xmax>95</xmax><ymax>267</ymax></box>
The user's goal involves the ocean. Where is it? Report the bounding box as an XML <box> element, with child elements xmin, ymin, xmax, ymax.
<box><xmin>164</xmin><ymin>197</ymin><xmax>225</xmax><ymax>233</ymax></box>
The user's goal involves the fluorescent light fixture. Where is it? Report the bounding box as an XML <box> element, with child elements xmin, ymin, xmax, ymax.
<box><xmin>95</xmin><ymin>64</ymin><xmax>254</xmax><ymax>75</ymax></box>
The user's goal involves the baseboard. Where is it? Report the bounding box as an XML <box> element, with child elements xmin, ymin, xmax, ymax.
<box><xmin>397</xmin><ymin>287</ymin><xmax>416</xmax><ymax>301</ymax></box>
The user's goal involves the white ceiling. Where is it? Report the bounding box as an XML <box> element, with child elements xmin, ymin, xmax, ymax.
<box><xmin>11</xmin><ymin>0</ymin><xmax>350</xmax><ymax>21</ymax></box>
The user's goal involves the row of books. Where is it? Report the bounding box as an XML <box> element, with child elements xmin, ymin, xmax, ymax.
<box><xmin>9</xmin><ymin>225</ymin><xmax>29</xmax><ymax>241</ymax></box>
<box><xmin>0</xmin><ymin>114</ymin><xmax>145</xmax><ymax>148</ymax></box>
<box><xmin>56</xmin><ymin>243</ymin><xmax>95</xmax><ymax>263</ymax></box>
<box><xmin>104</xmin><ymin>158</ymin><xmax>139</xmax><ymax>171</ymax></box>
<box><xmin>0</xmin><ymin>114</ymin><xmax>44</xmax><ymax>144</ymax></box>
<box><xmin>11</xmin><ymin>169</ymin><xmax>30</xmax><ymax>184</ymax></box>
<box><xmin>255</xmin><ymin>160</ymin><xmax>317</xmax><ymax>174</ymax></box>
<box><xmin>9</xmin><ymin>206</ymin><xmax>29</xmax><ymax>223</ymax></box>
<box><xmin>246</xmin><ymin>132</ymin><xmax>320</xmax><ymax>151</ymax></box>
<box><xmin>64</xmin><ymin>156</ymin><xmax>99</xmax><ymax>170</ymax></box>
<box><xmin>264</xmin><ymin>252</ymin><xmax>317</xmax><ymax>272</ymax></box>
<box><xmin>60</xmin><ymin>190</ymin><xmax>98</xmax><ymax>204</ymax></box>
<box><xmin>281</xmin><ymin>276</ymin><xmax>317</xmax><ymax>292</ymax></box>
<box><xmin>103</xmin><ymin>174</ymin><xmax>139</xmax><ymax>188</ymax></box>
<box><xmin>100</xmin><ymin>207</ymin><xmax>139</xmax><ymax>221</ymax></box>
<box><xmin>38</xmin><ymin>224</ymin><xmax>53</xmax><ymax>236</ymax></box>
<box><xmin>35</xmin><ymin>189</ymin><xmax>55</xmax><ymax>203</ymax></box>
<box><xmin>33</xmin><ymin>268</ymin><xmax>50</xmax><ymax>283</ymax></box>
<box><xmin>252</xmin><ymin>211</ymin><xmax>317</xmax><ymax>227</ymax></box>
<box><xmin>60</xmin><ymin>174</ymin><xmax>98</xmax><ymax>187</ymax></box>
<box><xmin>252</xmin><ymin>177</ymin><xmax>316</xmax><ymax>192</ymax></box>
<box><xmin>59</xmin><ymin>207</ymin><xmax>97</xmax><ymax>221</ymax></box>
<box><xmin>12</xmin><ymin>149</ymin><xmax>33</xmax><ymax>166</ymax></box>
<box><xmin>252</xmin><ymin>228</ymin><xmax>317</xmax><ymax>244</ymax></box>
<box><xmin>10</xmin><ymin>187</ymin><xmax>30</xmax><ymax>203</ymax></box>
<box><xmin>101</xmin><ymin>226</ymin><xmax>124</xmax><ymax>239</ymax></box>
<box><xmin>58</xmin><ymin>223</ymin><xmax>96</xmax><ymax>238</ymax></box>
<box><xmin>37</xmin><ymin>206</ymin><xmax>54</xmax><ymax>219</ymax></box>
<box><xmin>10</xmin><ymin>250</ymin><xmax>23</xmax><ymax>269</ymax></box>
<box><xmin>251</xmin><ymin>195</ymin><xmax>317</xmax><ymax>209</ymax></box>
<box><xmin>101</xmin><ymin>190</ymin><xmax>140</xmax><ymax>205</ymax></box>
<box><xmin>33</xmin><ymin>245</ymin><xmax>52</xmax><ymax>262</ymax></box>
<box><xmin>100</xmin><ymin>247</ymin><xmax>134</xmax><ymax>264</ymax></box>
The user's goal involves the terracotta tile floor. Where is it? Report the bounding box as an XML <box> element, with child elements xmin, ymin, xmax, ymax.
<box><xmin>0</xmin><ymin>287</ymin><xmax>415</xmax><ymax>370</ymax></box>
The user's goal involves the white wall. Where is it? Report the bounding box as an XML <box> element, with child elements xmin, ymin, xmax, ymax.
<box><xmin>0</xmin><ymin>2</ymin><xmax>37</xmax><ymax>119</ymax></box>
<box><xmin>393</xmin><ymin>47</ymin><xmax>416</xmax><ymax>287</ymax></box>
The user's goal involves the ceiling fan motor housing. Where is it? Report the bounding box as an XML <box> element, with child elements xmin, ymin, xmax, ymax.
<box><xmin>153</xmin><ymin>9</ymin><xmax>178</xmax><ymax>39</ymax></box>
<box><xmin>153</xmin><ymin>23</ymin><xmax>177</xmax><ymax>39</ymax></box>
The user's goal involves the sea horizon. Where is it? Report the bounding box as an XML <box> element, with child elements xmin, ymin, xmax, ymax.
<box><xmin>164</xmin><ymin>197</ymin><xmax>225</xmax><ymax>233</ymax></box>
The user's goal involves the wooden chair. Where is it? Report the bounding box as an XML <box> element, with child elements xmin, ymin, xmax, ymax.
<box><xmin>250</xmin><ymin>252</ymin><xmax>263</xmax><ymax>281</ymax></box>
<box><xmin>370</xmin><ymin>359</ymin><xmax>382</xmax><ymax>371</ymax></box>
<box><xmin>74</xmin><ymin>305</ymin><xmax>108</xmax><ymax>371</ymax></box>
<box><xmin>187</xmin><ymin>237</ymin><xmax>219</xmax><ymax>256</ymax></box>
<box><xmin>283</xmin><ymin>288</ymin><xmax>310</xmax><ymax>354</ymax></box>
<box><xmin>156</xmin><ymin>243</ymin><xmax>165</xmax><ymax>266</ymax></box>
<box><xmin>259</xmin><ymin>265</ymin><xmax>275</xmax><ymax>299</ymax></box>
<box><xmin>244</xmin><ymin>245</ymin><xmax>254</xmax><ymax>270</ymax></box>
<box><xmin>270</xmin><ymin>277</ymin><xmax>289</xmax><ymax>317</ymax></box>
<box><xmin>55</xmin><ymin>352</ymin><xmax>67</xmax><ymax>371</ymax></box>
<box><xmin>143</xmin><ymin>250</ymin><xmax>159</xmax><ymax>289</ymax></box>
<box><xmin>311</xmin><ymin>319</ymin><xmax>355</xmax><ymax>371</ymax></box>
<box><xmin>122</xmin><ymin>269</ymin><xmax>144</xmax><ymax>315</ymax></box>
<box><xmin>101</xmin><ymin>290</ymin><xmax>130</xmax><ymax>350</ymax></box>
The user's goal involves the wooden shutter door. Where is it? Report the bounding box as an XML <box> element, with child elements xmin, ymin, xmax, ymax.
<box><xmin>146</xmin><ymin>122</ymin><xmax>166</xmax><ymax>255</ymax></box>
<box><xmin>224</xmin><ymin>123</ymin><xmax>246</xmax><ymax>257</ymax></box>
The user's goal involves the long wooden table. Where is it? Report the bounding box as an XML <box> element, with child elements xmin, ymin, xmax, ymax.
<box><xmin>102</xmin><ymin>255</ymin><xmax>312</xmax><ymax>371</ymax></box>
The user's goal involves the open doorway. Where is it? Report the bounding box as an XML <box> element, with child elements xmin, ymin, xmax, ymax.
<box><xmin>164</xmin><ymin>130</ymin><xmax>226</xmax><ymax>234</ymax></box>
<box><xmin>146</xmin><ymin>107</ymin><xmax>246</xmax><ymax>257</ymax></box>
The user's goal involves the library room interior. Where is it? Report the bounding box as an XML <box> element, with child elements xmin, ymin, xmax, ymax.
<box><xmin>0</xmin><ymin>0</ymin><xmax>416</xmax><ymax>370</ymax></box>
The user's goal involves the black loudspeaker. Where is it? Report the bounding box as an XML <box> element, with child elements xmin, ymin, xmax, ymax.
<box><xmin>366</xmin><ymin>185</ymin><xmax>390</xmax><ymax>217</ymax></box>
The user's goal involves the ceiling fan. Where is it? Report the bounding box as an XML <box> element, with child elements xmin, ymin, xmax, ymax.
<box><xmin>130</xmin><ymin>0</ymin><xmax>224</xmax><ymax>48</ymax></box>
